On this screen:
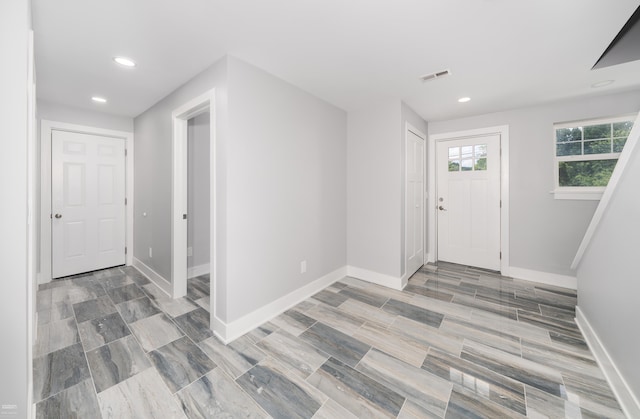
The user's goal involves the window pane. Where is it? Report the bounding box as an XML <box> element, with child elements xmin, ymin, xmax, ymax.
<box><xmin>613</xmin><ymin>121</ymin><xmax>633</xmax><ymax>138</ymax></box>
<box><xmin>448</xmin><ymin>147</ymin><xmax>459</xmax><ymax>159</ymax></box>
<box><xmin>558</xmin><ymin>159</ymin><xmax>617</xmax><ymax>187</ymax></box>
<box><xmin>474</xmin><ymin>144</ymin><xmax>487</xmax><ymax>158</ymax></box>
<box><xmin>613</xmin><ymin>137</ymin><xmax>627</xmax><ymax>153</ymax></box>
<box><xmin>449</xmin><ymin>160</ymin><xmax>460</xmax><ymax>171</ymax></box>
<box><xmin>556</xmin><ymin>142</ymin><xmax>581</xmax><ymax>156</ymax></box>
<box><xmin>556</xmin><ymin>127</ymin><xmax>582</xmax><ymax>143</ymax></box>
<box><xmin>584</xmin><ymin>139</ymin><xmax>611</xmax><ymax>154</ymax></box>
<box><xmin>461</xmin><ymin>158</ymin><xmax>473</xmax><ymax>171</ymax></box>
<box><xmin>474</xmin><ymin>157</ymin><xmax>487</xmax><ymax>171</ymax></box>
<box><xmin>584</xmin><ymin>124</ymin><xmax>610</xmax><ymax>140</ymax></box>
<box><xmin>461</xmin><ymin>146</ymin><xmax>473</xmax><ymax>159</ymax></box>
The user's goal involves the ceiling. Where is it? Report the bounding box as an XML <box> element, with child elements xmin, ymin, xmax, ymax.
<box><xmin>32</xmin><ymin>0</ymin><xmax>640</xmax><ymax>122</ymax></box>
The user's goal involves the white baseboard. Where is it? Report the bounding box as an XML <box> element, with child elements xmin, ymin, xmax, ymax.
<box><xmin>426</xmin><ymin>253</ymin><xmax>435</xmax><ymax>264</ymax></box>
<box><xmin>133</xmin><ymin>257</ymin><xmax>172</xmax><ymax>297</ymax></box>
<box><xmin>505</xmin><ymin>266</ymin><xmax>577</xmax><ymax>290</ymax></box>
<box><xmin>576</xmin><ymin>306</ymin><xmax>640</xmax><ymax>418</ymax></box>
<box><xmin>215</xmin><ymin>266</ymin><xmax>347</xmax><ymax>344</ymax></box>
<box><xmin>346</xmin><ymin>266</ymin><xmax>404</xmax><ymax>291</ymax></box>
<box><xmin>188</xmin><ymin>263</ymin><xmax>210</xmax><ymax>279</ymax></box>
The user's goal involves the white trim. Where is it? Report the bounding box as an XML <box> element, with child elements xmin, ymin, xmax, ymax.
<box><xmin>428</xmin><ymin>125</ymin><xmax>510</xmax><ymax>273</ymax></box>
<box><xmin>132</xmin><ymin>257</ymin><xmax>172</xmax><ymax>297</ymax></box>
<box><xmin>404</xmin><ymin>122</ymin><xmax>426</xmax><ymax>279</ymax></box>
<box><xmin>171</xmin><ymin>89</ymin><xmax>215</xmax><ymax>298</ymax></box>
<box><xmin>39</xmin><ymin>120</ymin><xmax>134</xmax><ymax>283</ymax></box>
<box><xmin>27</xmin><ymin>29</ymin><xmax>36</xmax><ymax>419</ymax></box>
<box><xmin>576</xmin><ymin>307</ymin><xmax>640</xmax><ymax>418</ymax></box>
<box><xmin>188</xmin><ymin>263</ymin><xmax>210</xmax><ymax>279</ymax></box>
<box><xmin>504</xmin><ymin>266</ymin><xmax>577</xmax><ymax>290</ymax></box>
<box><xmin>346</xmin><ymin>266</ymin><xmax>405</xmax><ymax>291</ymax></box>
<box><xmin>572</xmin><ymin>112</ymin><xmax>640</xmax><ymax>269</ymax></box>
<box><xmin>552</xmin><ymin>189</ymin><xmax>604</xmax><ymax>201</ymax></box>
<box><xmin>215</xmin><ymin>266</ymin><xmax>347</xmax><ymax>344</ymax></box>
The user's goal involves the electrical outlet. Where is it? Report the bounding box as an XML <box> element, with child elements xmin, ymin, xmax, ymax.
<box><xmin>187</xmin><ymin>247</ymin><xmax>193</xmax><ymax>257</ymax></box>
<box><xmin>300</xmin><ymin>260</ymin><xmax>307</xmax><ymax>274</ymax></box>
<box><xmin>149</xmin><ymin>247</ymin><xmax>153</xmax><ymax>258</ymax></box>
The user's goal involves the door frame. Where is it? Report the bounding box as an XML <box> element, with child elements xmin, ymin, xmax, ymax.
<box><xmin>428</xmin><ymin>125</ymin><xmax>510</xmax><ymax>273</ymax></box>
<box><xmin>404</xmin><ymin>122</ymin><xmax>426</xmax><ymax>279</ymax></box>
<box><xmin>170</xmin><ymin>89</ymin><xmax>215</xmax><ymax>306</ymax></box>
<box><xmin>40</xmin><ymin>121</ymin><xmax>134</xmax><ymax>284</ymax></box>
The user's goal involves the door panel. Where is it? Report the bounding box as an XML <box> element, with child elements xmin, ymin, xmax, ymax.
<box><xmin>406</xmin><ymin>129</ymin><xmax>425</xmax><ymax>276</ymax></box>
<box><xmin>436</xmin><ymin>135</ymin><xmax>500</xmax><ymax>271</ymax></box>
<box><xmin>52</xmin><ymin>130</ymin><xmax>126</xmax><ymax>278</ymax></box>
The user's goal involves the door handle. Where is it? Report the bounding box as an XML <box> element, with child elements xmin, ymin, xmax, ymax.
<box><xmin>438</xmin><ymin>206</ymin><xmax>447</xmax><ymax>211</ymax></box>
<box><xmin>54</xmin><ymin>213</ymin><xmax>62</xmax><ymax>219</ymax></box>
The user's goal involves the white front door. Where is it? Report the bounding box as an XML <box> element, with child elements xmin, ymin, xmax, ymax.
<box><xmin>406</xmin><ymin>129</ymin><xmax>425</xmax><ymax>276</ymax></box>
<box><xmin>436</xmin><ymin>134</ymin><xmax>501</xmax><ymax>271</ymax></box>
<box><xmin>51</xmin><ymin>130</ymin><xmax>126</xmax><ymax>278</ymax></box>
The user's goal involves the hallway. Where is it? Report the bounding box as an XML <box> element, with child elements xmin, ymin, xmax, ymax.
<box><xmin>33</xmin><ymin>263</ymin><xmax>624</xmax><ymax>418</ymax></box>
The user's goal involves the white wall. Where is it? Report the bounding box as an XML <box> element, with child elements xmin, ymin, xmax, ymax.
<box><xmin>187</xmin><ymin>112</ymin><xmax>210</xmax><ymax>270</ymax></box>
<box><xmin>134</xmin><ymin>56</ymin><xmax>346</xmax><ymax>325</ymax></box>
<box><xmin>429</xmin><ymin>90</ymin><xmax>640</xmax><ymax>276</ymax></box>
<box><xmin>577</xmin><ymin>133</ymin><xmax>640</xmax><ymax>405</ymax></box>
<box><xmin>38</xmin><ymin>99</ymin><xmax>134</xmax><ymax>132</ymax></box>
<box><xmin>347</xmin><ymin>102</ymin><xmax>403</xmax><ymax>278</ymax></box>
<box><xmin>0</xmin><ymin>0</ymin><xmax>32</xmax><ymax>417</ymax></box>
<box><xmin>347</xmin><ymin>101</ymin><xmax>428</xmax><ymax>282</ymax></box>
<box><xmin>225</xmin><ymin>57</ymin><xmax>347</xmax><ymax>321</ymax></box>
<box><xmin>134</xmin><ymin>56</ymin><xmax>228</xmax><ymax>316</ymax></box>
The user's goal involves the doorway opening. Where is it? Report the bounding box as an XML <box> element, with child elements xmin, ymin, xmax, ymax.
<box><xmin>170</xmin><ymin>89</ymin><xmax>217</xmax><ymax>334</ymax></box>
<box><xmin>186</xmin><ymin>112</ymin><xmax>211</xmax><ymax>306</ymax></box>
<box><xmin>428</xmin><ymin>125</ymin><xmax>510</xmax><ymax>273</ymax></box>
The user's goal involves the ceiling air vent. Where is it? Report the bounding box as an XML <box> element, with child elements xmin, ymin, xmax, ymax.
<box><xmin>420</xmin><ymin>69</ymin><xmax>451</xmax><ymax>82</ymax></box>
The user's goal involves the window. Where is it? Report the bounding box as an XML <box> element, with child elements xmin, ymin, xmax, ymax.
<box><xmin>553</xmin><ymin>115</ymin><xmax>635</xmax><ymax>200</ymax></box>
<box><xmin>448</xmin><ymin>144</ymin><xmax>487</xmax><ymax>172</ymax></box>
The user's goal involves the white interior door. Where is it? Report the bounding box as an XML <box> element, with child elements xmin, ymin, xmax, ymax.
<box><xmin>406</xmin><ymin>129</ymin><xmax>425</xmax><ymax>276</ymax></box>
<box><xmin>436</xmin><ymin>134</ymin><xmax>500</xmax><ymax>271</ymax></box>
<box><xmin>52</xmin><ymin>130</ymin><xmax>126</xmax><ymax>278</ymax></box>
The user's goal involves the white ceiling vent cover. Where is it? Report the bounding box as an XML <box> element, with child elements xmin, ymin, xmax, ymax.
<box><xmin>420</xmin><ymin>69</ymin><xmax>451</xmax><ymax>82</ymax></box>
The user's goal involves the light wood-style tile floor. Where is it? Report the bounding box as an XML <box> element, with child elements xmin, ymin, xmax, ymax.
<box><xmin>33</xmin><ymin>263</ymin><xmax>625</xmax><ymax>418</ymax></box>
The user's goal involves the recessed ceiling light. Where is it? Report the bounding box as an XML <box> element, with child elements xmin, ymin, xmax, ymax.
<box><xmin>113</xmin><ymin>56</ymin><xmax>136</xmax><ymax>67</ymax></box>
<box><xmin>591</xmin><ymin>80</ymin><xmax>614</xmax><ymax>88</ymax></box>
<box><xmin>458</xmin><ymin>97</ymin><xmax>471</xmax><ymax>103</ymax></box>
<box><xmin>91</xmin><ymin>96</ymin><xmax>107</xmax><ymax>103</ymax></box>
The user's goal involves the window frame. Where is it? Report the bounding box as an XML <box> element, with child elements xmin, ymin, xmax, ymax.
<box><xmin>553</xmin><ymin>114</ymin><xmax>635</xmax><ymax>200</ymax></box>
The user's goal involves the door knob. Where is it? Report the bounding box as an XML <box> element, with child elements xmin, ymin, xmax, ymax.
<box><xmin>438</xmin><ymin>206</ymin><xmax>447</xmax><ymax>211</ymax></box>
<box><xmin>54</xmin><ymin>213</ymin><xmax>62</xmax><ymax>219</ymax></box>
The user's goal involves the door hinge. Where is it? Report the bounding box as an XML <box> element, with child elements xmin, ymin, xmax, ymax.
<box><xmin>500</xmin><ymin>251</ymin><xmax>502</xmax><ymax>259</ymax></box>
<box><xmin>125</xmin><ymin>197</ymin><xmax>127</xmax><ymax>205</ymax></box>
<box><xmin>500</xmin><ymin>200</ymin><xmax>502</xmax><ymax>208</ymax></box>
<box><xmin>125</xmin><ymin>247</ymin><xmax>128</xmax><ymax>255</ymax></box>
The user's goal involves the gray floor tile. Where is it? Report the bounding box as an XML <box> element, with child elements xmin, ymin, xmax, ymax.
<box><xmin>33</xmin><ymin>343</ymin><xmax>91</xmax><ymax>402</ymax></box>
<box><xmin>35</xmin><ymin>379</ymin><xmax>101</xmax><ymax>419</ymax></box>
<box><xmin>148</xmin><ymin>336</ymin><xmax>216</xmax><ymax>393</ymax></box>
<box><xmin>129</xmin><ymin>313</ymin><xmax>184</xmax><ymax>352</ymax></box>
<box><xmin>236</xmin><ymin>357</ymin><xmax>326</xmax><ymax>419</ymax></box>
<box><xmin>86</xmin><ymin>335</ymin><xmax>152</xmax><ymax>393</ymax></box>
<box><xmin>308</xmin><ymin>357</ymin><xmax>405</xmax><ymax>418</ymax></box>
<box><xmin>97</xmin><ymin>368</ymin><xmax>186</xmax><ymax>419</ymax></box>
<box><xmin>116</xmin><ymin>296</ymin><xmax>161</xmax><ymax>323</ymax></box>
<box><xmin>175</xmin><ymin>368</ymin><xmax>268</xmax><ymax>418</ymax></box>
<box><xmin>73</xmin><ymin>295</ymin><xmax>117</xmax><ymax>323</ymax></box>
<box><xmin>78</xmin><ymin>312</ymin><xmax>131</xmax><ymax>351</ymax></box>
<box><xmin>107</xmin><ymin>283</ymin><xmax>146</xmax><ymax>304</ymax></box>
<box><xmin>300</xmin><ymin>322</ymin><xmax>370</xmax><ymax>368</ymax></box>
<box><xmin>172</xmin><ymin>307</ymin><xmax>213</xmax><ymax>343</ymax></box>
